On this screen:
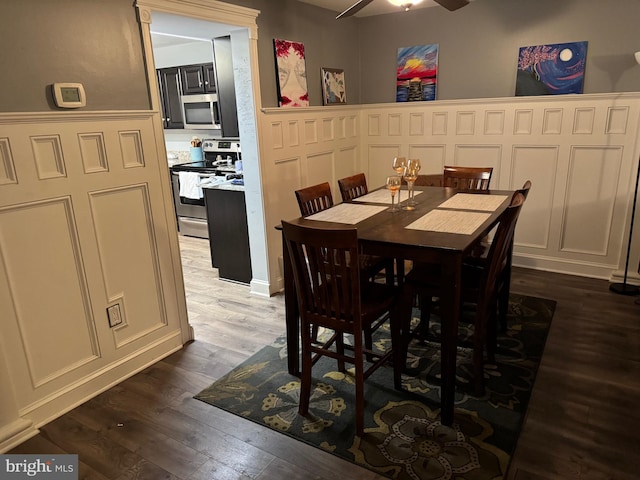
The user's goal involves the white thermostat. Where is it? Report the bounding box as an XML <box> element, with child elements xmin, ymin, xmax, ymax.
<box><xmin>52</xmin><ymin>82</ymin><xmax>86</xmax><ymax>108</ymax></box>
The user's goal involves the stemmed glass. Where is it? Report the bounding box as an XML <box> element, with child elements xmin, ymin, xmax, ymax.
<box><xmin>401</xmin><ymin>167</ymin><xmax>418</xmax><ymax>210</ymax></box>
<box><xmin>404</xmin><ymin>158</ymin><xmax>421</xmax><ymax>209</ymax></box>
<box><xmin>386</xmin><ymin>175</ymin><xmax>401</xmax><ymax>212</ymax></box>
<box><xmin>392</xmin><ymin>157</ymin><xmax>407</xmax><ymax>205</ymax></box>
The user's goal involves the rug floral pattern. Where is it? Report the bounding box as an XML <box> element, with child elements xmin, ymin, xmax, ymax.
<box><xmin>195</xmin><ymin>294</ymin><xmax>555</xmax><ymax>480</ymax></box>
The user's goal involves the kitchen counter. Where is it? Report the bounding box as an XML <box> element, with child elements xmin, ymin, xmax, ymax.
<box><xmin>202</xmin><ymin>182</ymin><xmax>244</xmax><ymax>192</ymax></box>
<box><xmin>204</xmin><ymin>185</ymin><xmax>251</xmax><ymax>284</ymax></box>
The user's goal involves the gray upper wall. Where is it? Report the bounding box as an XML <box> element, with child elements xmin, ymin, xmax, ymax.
<box><xmin>2</xmin><ymin>0</ymin><xmax>640</xmax><ymax>112</ymax></box>
<box><xmin>231</xmin><ymin>0</ymin><xmax>640</xmax><ymax>105</ymax></box>
<box><xmin>355</xmin><ymin>0</ymin><xmax>640</xmax><ymax>103</ymax></box>
<box><xmin>0</xmin><ymin>0</ymin><xmax>149</xmax><ymax>112</ymax></box>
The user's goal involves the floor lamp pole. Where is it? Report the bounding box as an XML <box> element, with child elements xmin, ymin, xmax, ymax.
<box><xmin>610</xmin><ymin>156</ymin><xmax>640</xmax><ymax>295</ymax></box>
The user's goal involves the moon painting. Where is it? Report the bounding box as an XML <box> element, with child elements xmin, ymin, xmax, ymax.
<box><xmin>515</xmin><ymin>41</ymin><xmax>588</xmax><ymax>96</ymax></box>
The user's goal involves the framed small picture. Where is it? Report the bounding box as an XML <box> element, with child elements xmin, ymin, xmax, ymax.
<box><xmin>321</xmin><ymin>67</ymin><xmax>346</xmax><ymax>105</ymax></box>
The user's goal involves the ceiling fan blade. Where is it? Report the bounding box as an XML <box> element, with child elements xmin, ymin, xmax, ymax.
<box><xmin>336</xmin><ymin>0</ymin><xmax>375</xmax><ymax>19</ymax></box>
<box><xmin>433</xmin><ymin>0</ymin><xmax>470</xmax><ymax>11</ymax></box>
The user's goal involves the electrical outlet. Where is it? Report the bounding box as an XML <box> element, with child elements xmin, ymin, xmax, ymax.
<box><xmin>107</xmin><ymin>304</ymin><xmax>123</xmax><ymax>328</ymax></box>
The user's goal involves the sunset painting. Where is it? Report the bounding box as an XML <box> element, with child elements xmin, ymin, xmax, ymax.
<box><xmin>396</xmin><ymin>44</ymin><xmax>439</xmax><ymax>102</ymax></box>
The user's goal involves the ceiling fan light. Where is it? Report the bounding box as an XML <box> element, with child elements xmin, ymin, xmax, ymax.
<box><xmin>388</xmin><ymin>0</ymin><xmax>424</xmax><ymax>11</ymax></box>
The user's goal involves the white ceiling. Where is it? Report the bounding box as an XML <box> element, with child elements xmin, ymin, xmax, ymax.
<box><xmin>150</xmin><ymin>11</ymin><xmax>237</xmax><ymax>47</ymax></box>
<box><xmin>298</xmin><ymin>0</ymin><xmax>439</xmax><ymax>17</ymax></box>
<box><xmin>148</xmin><ymin>1</ymin><xmax>443</xmax><ymax>48</ymax></box>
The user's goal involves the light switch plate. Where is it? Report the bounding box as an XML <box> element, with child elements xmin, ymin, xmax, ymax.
<box><xmin>107</xmin><ymin>304</ymin><xmax>123</xmax><ymax>328</ymax></box>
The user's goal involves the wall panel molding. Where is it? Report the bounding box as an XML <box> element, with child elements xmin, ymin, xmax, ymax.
<box><xmin>0</xmin><ymin>138</ymin><xmax>17</xmax><ymax>185</ymax></box>
<box><xmin>0</xmin><ymin>109</ymin><xmax>185</xmax><ymax>437</ymax></box>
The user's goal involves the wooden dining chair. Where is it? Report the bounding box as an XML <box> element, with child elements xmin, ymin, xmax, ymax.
<box><xmin>294</xmin><ymin>181</ymin><xmax>395</xmax><ymax>351</ymax></box>
<box><xmin>336</xmin><ymin>174</ymin><xmax>398</xmax><ymax>285</ymax></box>
<box><xmin>465</xmin><ymin>180</ymin><xmax>532</xmax><ymax>331</ymax></box>
<box><xmin>402</xmin><ymin>191</ymin><xmax>526</xmax><ymax>397</ymax></box>
<box><xmin>442</xmin><ymin>165</ymin><xmax>493</xmax><ymax>190</ymax></box>
<box><xmin>337</xmin><ymin>173</ymin><xmax>369</xmax><ymax>202</ymax></box>
<box><xmin>295</xmin><ymin>182</ymin><xmax>334</xmax><ymax>216</ymax></box>
<box><xmin>281</xmin><ymin>220</ymin><xmax>403</xmax><ymax>435</ymax></box>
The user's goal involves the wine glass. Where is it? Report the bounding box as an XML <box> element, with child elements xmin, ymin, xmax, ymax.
<box><xmin>386</xmin><ymin>175</ymin><xmax>401</xmax><ymax>212</ymax></box>
<box><xmin>405</xmin><ymin>158</ymin><xmax>421</xmax><ymax>207</ymax></box>
<box><xmin>392</xmin><ymin>157</ymin><xmax>407</xmax><ymax>204</ymax></box>
<box><xmin>402</xmin><ymin>167</ymin><xmax>418</xmax><ymax>210</ymax></box>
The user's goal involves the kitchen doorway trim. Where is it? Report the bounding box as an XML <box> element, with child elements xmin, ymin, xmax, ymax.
<box><xmin>135</xmin><ymin>0</ymin><xmax>271</xmax><ymax>315</ymax></box>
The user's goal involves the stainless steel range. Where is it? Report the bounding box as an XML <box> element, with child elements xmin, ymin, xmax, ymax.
<box><xmin>170</xmin><ymin>139</ymin><xmax>241</xmax><ymax>238</ymax></box>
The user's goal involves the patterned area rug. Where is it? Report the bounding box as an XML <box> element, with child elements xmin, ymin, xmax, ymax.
<box><xmin>195</xmin><ymin>294</ymin><xmax>555</xmax><ymax>480</ymax></box>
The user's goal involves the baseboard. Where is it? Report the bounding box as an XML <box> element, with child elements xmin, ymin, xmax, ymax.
<box><xmin>513</xmin><ymin>253</ymin><xmax>615</xmax><ymax>280</ymax></box>
<box><xmin>0</xmin><ymin>418</ymin><xmax>37</xmax><ymax>454</ymax></box>
<box><xmin>250</xmin><ymin>279</ymin><xmax>272</xmax><ymax>297</ymax></box>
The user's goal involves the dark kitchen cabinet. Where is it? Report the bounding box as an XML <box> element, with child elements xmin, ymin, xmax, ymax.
<box><xmin>212</xmin><ymin>36</ymin><xmax>239</xmax><ymax>138</ymax></box>
<box><xmin>157</xmin><ymin>67</ymin><xmax>184</xmax><ymax>129</ymax></box>
<box><xmin>181</xmin><ymin>63</ymin><xmax>216</xmax><ymax>95</ymax></box>
<box><xmin>204</xmin><ymin>187</ymin><xmax>252</xmax><ymax>284</ymax></box>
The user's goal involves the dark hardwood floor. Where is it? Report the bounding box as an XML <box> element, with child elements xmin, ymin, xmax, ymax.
<box><xmin>10</xmin><ymin>235</ymin><xmax>640</xmax><ymax>479</ymax></box>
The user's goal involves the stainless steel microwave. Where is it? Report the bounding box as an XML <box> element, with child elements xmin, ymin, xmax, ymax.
<box><xmin>182</xmin><ymin>94</ymin><xmax>221</xmax><ymax>130</ymax></box>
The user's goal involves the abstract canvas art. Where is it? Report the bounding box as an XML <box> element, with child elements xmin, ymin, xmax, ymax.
<box><xmin>274</xmin><ymin>38</ymin><xmax>309</xmax><ymax>107</ymax></box>
<box><xmin>516</xmin><ymin>41</ymin><xmax>588</xmax><ymax>96</ymax></box>
<box><xmin>321</xmin><ymin>67</ymin><xmax>346</xmax><ymax>105</ymax></box>
<box><xmin>396</xmin><ymin>44</ymin><xmax>439</xmax><ymax>102</ymax></box>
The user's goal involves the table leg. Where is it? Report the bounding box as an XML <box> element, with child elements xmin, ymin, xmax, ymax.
<box><xmin>439</xmin><ymin>254</ymin><xmax>462</xmax><ymax>426</ymax></box>
<box><xmin>282</xmin><ymin>230</ymin><xmax>300</xmax><ymax>376</ymax></box>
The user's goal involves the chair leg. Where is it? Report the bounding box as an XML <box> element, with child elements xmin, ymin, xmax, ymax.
<box><xmin>395</xmin><ymin>258</ymin><xmax>405</xmax><ymax>285</ymax></box>
<box><xmin>299</xmin><ymin>330</ymin><xmax>313</xmax><ymax>416</ymax></box>
<box><xmin>472</xmin><ymin>318</ymin><xmax>486</xmax><ymax>397</ymax></box>
<box><xmin>336</xmin><ymin>332</ymin><xmax>346</xmax><ymax>372</ymax></box>
<box><xmin>498</xmin><ymin>283</ymin><xmax>510</xmax><ymax>332</ymax></box>
<box><xmin>398</xmin><ymin>283</ymin><xmax>416</xmax><ymax>378</ymax></box>
<box><xmin>354</xmin><ymin>335</ymin><xmax>365</xmax><ymax>436</ymax></box>
<box><xmin>415</xmin><ymin>292</ymin><xmax>432</xmax><ymax>341</ymax></box>
<box><xmin>385</xmin><ymin>259</ymin><xmax>395</xmax><ymax>286</ymax></box>
<box><xmin>390</xmin><ymin>304</ymin><xmax>404</xmax><ymax>391</ymax></box>
<box><xmin>487</xmin><ymin>305</ymin><xmax>498</xmax><ymax>364</ymax></box>
<box><xmin>363</xmin><ymin>328</ymin><xmax>373</xmax><ymax>362</ymax></box>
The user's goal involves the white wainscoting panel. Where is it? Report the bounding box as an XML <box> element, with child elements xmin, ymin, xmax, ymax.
<box><xmin>0</xmin><ymin>197</ymin><xmax>99</xmax><ymax>389</ymax></box>
<box><xmin>560</xmin><ymin>146</ymin><xmax>623</xmax><ymax>256</ymax></box>
<box><xmin>0</xmin><ymin>111</ymin><xmax>184</xmax><ymax>433</ymax></box>
<box><xmin>0</xmin><ymin>138</ymin><xmax>17</xmax><ymax>184</ymax></box>
<box><xmin>261</xmin><ymin>94</ymin><xmax>640</xmax><ymax>291</ymax></box>
<box><xmin>510</xmin><ymin>145</ymin><xmax>558</xmax><ymax>249</ymax></box>
<box><xmin>89</xmin><ymin>184</ymin><xmax>167</xmax><ymax>348</ymax></box>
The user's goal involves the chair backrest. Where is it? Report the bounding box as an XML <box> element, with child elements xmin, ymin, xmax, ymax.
<box><xmin>281</xmin><ymin>221</ymin><xmax>362</xmax><ymax>333</ymax></box>
<box><xmin>477</xmin><ymin>192</ymin><xmax>525</xmax><ymax>314</ymax></box>
<box><xmin>443</xmin><ymin>166</ymin><xmax>493</xmax><ymax>190</ymax></box>
<box><xmin>338</xmin><ymin>173</ymin><xmax>368</xmax><ymax>202</ymax></box>
<box><xmin>401</xmin><ymin>174</ymin><xmax>443</xmax><ymax>187</ymax></box>
<box><xmin>518</xmin><ymin>180</ymin><xmax>532</xmax><ymax>199</ymax></box>
<box><xmin>295</xmin><ymin>182</ymin><xmax>334</xmax><ymax>216</ymax></box>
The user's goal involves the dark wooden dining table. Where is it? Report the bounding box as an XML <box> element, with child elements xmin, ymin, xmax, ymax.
<box><xmin>280</xmin><ymin>185</ymin><xmax>513</xmax><ymax>426</ymax></box>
